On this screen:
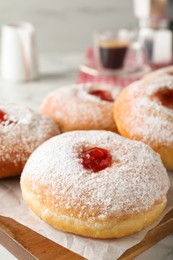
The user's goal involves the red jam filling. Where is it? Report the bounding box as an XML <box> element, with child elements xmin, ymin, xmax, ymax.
<box><xmin>0</xmin><ymin>110</ymin><xmax>14</xmax><ymax>125</ymax></box>
<box><xmin>0</xmin><ymin>110</ymin><xmax>6</xmax><ymax>123</ymax></box>
<box><xmin>168</xmin><ymin>71</ymin><xmax>173</xmax><ymax>75</ymax></box>
<box><xmin>80</xmin><ymin>147</ymin><xmax>112</xmax><ymax>172</ymax></box>
<box><xmin>156</xmin><ymin>89</ymin><xmax>173</xmax><ymax>109</ymax></box>
<box><xmin>89</xmin><ymin>90</ymin><xmax>114</xmax><ymax>102</ymax></box>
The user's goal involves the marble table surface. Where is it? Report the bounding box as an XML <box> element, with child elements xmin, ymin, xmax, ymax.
<box><xmin>0</xmin><ymin>52</ymin><xmax>172</xmax><ymax>260</ymax></box>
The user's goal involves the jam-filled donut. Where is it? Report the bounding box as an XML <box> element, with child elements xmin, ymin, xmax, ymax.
<box><xmin>114</xmin><ymin>76</ymin><xmax>173</xmax><ymax>170</ymax></box>
<box><xmin>143</xmin><ymin>65</ymin><xmax>173</xmax><ymax>80</ymax></box>
<box><xmin>20</xmin><ymin>130</ymin><xmax>169</xmax><ymax>238</ymax></box>
<box><xmin>41</xmin><ymin>83</ymin><xmax>121</xmax><ymax>132</ymax></box>
<box><xmin>0</xmin><ymin>104</ymin><xmax>60</xmax><ymax>178</ymax></box>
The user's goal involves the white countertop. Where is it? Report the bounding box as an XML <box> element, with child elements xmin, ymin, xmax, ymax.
<box><xmin>0</xmin><ymin>52</ymin><xmax>82</xmax><ymax>109</ymax></box>
<box><xmin>0</xmin><ymin>52</ymin><xmax>172</xmax><ymax>260</ymax></box>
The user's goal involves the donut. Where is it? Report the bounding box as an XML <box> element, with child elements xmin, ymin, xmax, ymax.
<box><xmin>41</xmin><ymin>83</ymin><xmax>121</xmax><ymax>132</ymax></box>
<box><xmin>114</xmin><ymin>75</ymin><xmax>173</xmax><ymax>170</ymax></box>
<box><xmin>143</xmin><ymin>65</ymin><xmax>173</xmax><ymax>80</ymax></box>
<box><xmin>0</xmin><ymin>104</ymin><xmax>60</xmax><ymax>179</ymax></box>
<box><xmin>20</xmin><ymin>130</ymin><xmax>169</xmax><ymax>238</ymax></box>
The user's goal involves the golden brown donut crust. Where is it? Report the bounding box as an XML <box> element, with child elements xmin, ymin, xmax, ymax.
<box><xmin>114</xmin><ymin>76</ymin><xmax>173</xmax><ymax>170</ymax></box>
<box><xmin>22</xmin><ymin>181</ymin><xmax>166</xmax><ymax>238</ymax></box>
<box><xmin>21</xmin><ymin>131</ymin><xmax>170</xmax><ymax>238</ymax></box>
<box><xmin>41</xmin><ymin>83</ymin><xmax>121</xmax><ymax>132</ymax></box>
<box><xmin>0</xmin><ymin>104</ymin><xmax>60</xmax><ymax>178</ymax></box>
<box><xmin>143</xmin><ymin>65</ymin><xmax>173</xmax><ymax>80</ymax></box>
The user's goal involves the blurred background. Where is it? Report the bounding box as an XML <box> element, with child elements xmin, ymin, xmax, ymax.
<box><xmin>0</xmin><ymin>0</ymin><xmax>135</xmax><ymax>52</ymax></box>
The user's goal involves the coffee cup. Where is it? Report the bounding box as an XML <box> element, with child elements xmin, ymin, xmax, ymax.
<box><xmin>94</xmin><ymin>29</ymin><xmax>131</xmax><ymax>71</ymax></box>
<box><xmin>94</xmin><ymin>29</ymin><xmax>149</xmax><ymax>76</ymax></box>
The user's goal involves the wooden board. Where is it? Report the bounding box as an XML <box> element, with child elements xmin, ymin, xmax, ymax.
<box><xmin>0</xmin><ymin>209</ymin><xmax>173</xmax><ymax>260</ymax></box>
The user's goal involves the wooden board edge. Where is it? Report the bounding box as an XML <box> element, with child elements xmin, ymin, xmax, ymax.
<box><xmin>118</xmin><ymin>209</ymin><xmax>173</xmax><ymax>260</ymax></box>
<box><xmin>0</xmin><ymin>209</ymin><xmax>172</xmax><ymax>260</ymax></box>
<box><xmin>0</xmin><ymin>216</ymin><xmax>85</xmax><ymax>260</ymax></box>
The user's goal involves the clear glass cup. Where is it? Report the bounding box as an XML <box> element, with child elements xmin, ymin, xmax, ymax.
<box><xmin>93</xmin><ymin>29</ymin><xmax>150</xmax><ymax>78</ymax></box>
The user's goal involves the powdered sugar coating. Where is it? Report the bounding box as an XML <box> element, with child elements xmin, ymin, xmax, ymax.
<box><xmin>41</xmin><ymin>83</ymin><xmax>121</xmax><ymax>132</ymax></box>
<box><xmin>76</xmin><ymin>83</ymin><xmax>120</xmax><ymax>101</ymax></box>
<box><xmin>0</xmin><ymin>104</ymin><xmax>60</xmax><ymax>167</ymax></box>
<box><xmin>118</xmin><ymin>76</ymin><xmax>173</xmax><ymax>146</ymax></box>
<box><xmin>146</xmin><ymin>77</ymin><xmax>173</xmax><ymax>95</ymax></box>
<box><xmin>21</xmin><ymin>130</ymin><xmax>170</xmax><ymax>220</ymax></box>
<box><xmin>144</xmin><ymin>65</ymin><xmax>173</xmax><ymax>80</ymax></box>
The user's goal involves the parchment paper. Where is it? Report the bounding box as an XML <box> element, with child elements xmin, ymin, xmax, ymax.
<box><xmin>0</xmin><ymin>173</ymin><xmax>172</xmax><ymax>260</ymax></box>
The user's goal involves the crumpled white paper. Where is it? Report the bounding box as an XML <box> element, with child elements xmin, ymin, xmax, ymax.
<box><xmin>0</xmin><ymin>173</ymin><xmax>173</xmax><ymax>260</ymax></box>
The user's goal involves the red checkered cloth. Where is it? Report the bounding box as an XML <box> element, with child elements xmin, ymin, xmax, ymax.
<box><xmin>77</xmin><ymin>48</ymin><xmax>170</xmax><ymax>87</ymax></box>
<box><xmin>77</xmin><ymin>48</ymin><xmax>143</xmax><ymax>87</ymax></box>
